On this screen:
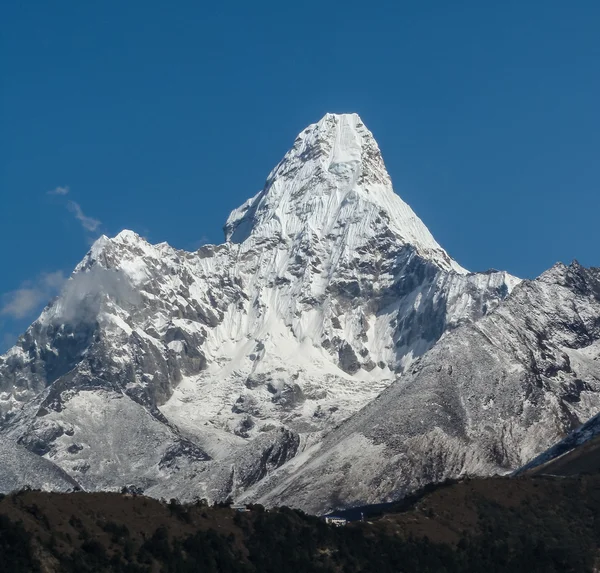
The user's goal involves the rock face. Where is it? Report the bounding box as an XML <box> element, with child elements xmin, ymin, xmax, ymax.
<box><xmin>0</xmin><ymin>112</ymin><xmax>556</xmax><ymax>509</ymax></box>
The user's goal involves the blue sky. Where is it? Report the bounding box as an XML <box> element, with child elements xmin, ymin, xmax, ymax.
<box><xmin>1</xmin><ymin>0</ymin><xmax>599</xmax><ymax>351</ymax></box>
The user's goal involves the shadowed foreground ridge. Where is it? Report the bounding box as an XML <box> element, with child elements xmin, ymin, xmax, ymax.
<box><xmin>1</xmin><ymin>475</ymin><xmax>600</xmax><ymax>572</ymax></box>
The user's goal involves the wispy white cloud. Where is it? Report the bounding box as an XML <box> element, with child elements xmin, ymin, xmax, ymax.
<box><xmin>46</xmin><ymin>186</ymin><xmax>102</xmax><ymax>233</ymax></box>
<box><xmin>67</xmin><ymin>200</ymin><xmax>101</xmax><ymax>232</ymax></box>
<box><xmin>0</xmin><ymin>271</ymin><xmax>67</xmax><ymax>319</ymax></box>
<box><xmin>0</xmin><ymin>289</ymin><xmax>42</xmax><ymax>319</ymax></box>
<box><xmin>51</xmin><ymin>267</ymin><xmax>140</xmax><ymax>326</ymax></box>
<box><xmin>48</xmin><ymin>185</ymin><xmax>70</xmax><ymax>195</ymax></box>
<box><xmin>190</xmin><ymin>235</ymin><xmax>210</xmax><ymax>250</ymax></box>
<box><xmin>41</xmin><ymin>270</ymin><xmax>67</xmax><ymax>290</ymax></box>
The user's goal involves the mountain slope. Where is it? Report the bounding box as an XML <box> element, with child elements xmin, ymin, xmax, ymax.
<box><xmin>0</xmin><ymin>113</ymin><xmax>517</xmax><ymax>502</ymax></box>
<box><xmin>245</xmin><ymin>262</ymin><xmax>600</xmax><ymax>513</ymax></box>
<box><xmin>517</xmin><ymin>406</ymin><xmax>600</xmax><ymax>477</ymax></box>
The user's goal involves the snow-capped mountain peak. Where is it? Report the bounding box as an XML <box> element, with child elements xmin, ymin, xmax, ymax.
<box><xmin>0</xmin><ymin>113</ymin><xmax>523</xmax><ymax>507</ymax></box>
<box><xmin>225</xmin><ymin>113</ymin><xmax>465</xmax><ymax>274</ymax></box>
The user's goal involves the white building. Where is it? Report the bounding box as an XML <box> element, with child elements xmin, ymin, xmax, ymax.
<box><xmin>324</xmin><ymin>516</ymin><xmax>347</xmax><ymax>527</ymax></box>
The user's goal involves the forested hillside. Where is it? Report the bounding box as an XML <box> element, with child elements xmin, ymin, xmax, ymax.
<box><xmin>1</xmin><ymin>475</ymin><xmax>600</xmax><ymax>572</ymax></box>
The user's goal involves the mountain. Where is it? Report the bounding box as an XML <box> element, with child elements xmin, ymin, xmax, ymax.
<box><xmin>0</xmin><ymin>112</ymin><xmax>574</xmax><ymax>511</ymax></box>
<box><xmin>241</xmin><ymin>262</ymin><xmax>600</xmax><ymax>512</ymax></box>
